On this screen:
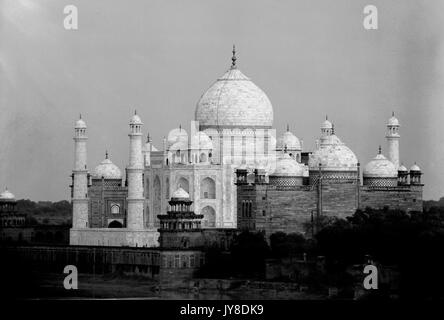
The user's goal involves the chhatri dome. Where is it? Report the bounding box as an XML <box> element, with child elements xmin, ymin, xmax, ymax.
<box><xmin>410</xmin><ymin>163</ymin><xmax>421</xmax><ymax>172</ymax></box>
<box><xmin>130</xmin><ymin>111</ymin><xmax>143</xmax><ymax>125</ymax></box>
<box><xmin>387</xmin><ymin>112</ymin><xmax>399</xmax><ymax>126</ymax></box>
<box><xmin>93</xmin><ymin>151</ymin><xmax>122</xmax><ymax>179</ymax></box>
<box><xmin>277</xmin><ymin>125</ymin><xmax>302</xmax><ymax>151</ymax></box>
<box><xmin>363</xmin><ymin>146</ymin><xmax>397</xmax><ymax>178</ymax></box>
<box><xmin>0</xmin><ymin>187</ymin><xmax>16</xmax><ymax>201</ymax></box>
<box><xmin>195</xmin><ymin>45</ymin><xmax>273</xmax><ymax>128</ymax></box>
<box><xmin>171</xmin><ymin>187</ymin><xmax>190</xmax><ymax>200</ymax></box>
<box><xmin>75</xmin><ymin>115</ymin><xmax>87</xmax><ymax>129</ymax></box>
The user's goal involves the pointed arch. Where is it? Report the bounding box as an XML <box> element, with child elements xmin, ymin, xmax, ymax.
<box><xmin>146</xmin><ymin>177</ymin><xmax>150</xmax><ymax>199</ymax></box>
<box><xmin>154</xmin><ymin>175</ymin><xmax>161</xmax><ymax>217</ymax></box>
<box><xmin>201</xmin><ymin>177</ymin><xmax>216</xmax><ymax>199</ymax></box>
<box><xmin>177</xmin><ymin>177</ymin><xmax>189</xmax><ymax>193</ymax></box>
<box><xmin>108</xmin><ymin>220</ymin><xmax>123</xmax><ymax>228</ymax></box>
<box><xmin>201</xmin><ymin>206</ymin><xmax>216</xmax><ymax>228</ymax></box>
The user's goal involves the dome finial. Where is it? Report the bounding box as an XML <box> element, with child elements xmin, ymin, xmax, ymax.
<box><xmin>326</xmin><ymin>115</ymin><xmax>328</xmax><ymax>121</ymax></box>
<box><xmin>134</xmin><ymin>109</ymin><xmax>137</xmax><ymax>115</ymax></box>
<box><xmin>79</xmin><ymin>113</ymin><xmax>82</xmax><ymax>119</ymax></box>
<box><xmin>231</xmin><ymin>44</ymin><xmax>237</xmax><ymax>69</ymax></box>
<box><xmin>392</xmin><ymin>111</ymin><xmax>395</xmax><ymax>117</ymax></box>
<box><xmin>378</xmin><ymin>145</ymin><xmax>382</xmax><ymax>154</ymax></box>
<box><xmin>286</xmin><ymin>124</ymin><xmax>289</xmax><ymax>132</ymax></box>
<box><xmin>105</xmin><ymin>150</ymin><xmax>109</xmax><ymax>159</ymax></box>
<box><xmin>147</xmin><ymin>132</ymin><xmax>151</xmax><ymax>143</ymax></box>
<box><xmin>332</xmin><ymin>123</ymin><xmax>335</xmax><ymax>135</ymax></box>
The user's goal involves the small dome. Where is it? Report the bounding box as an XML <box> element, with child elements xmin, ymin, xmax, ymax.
<box><xmin>398</xmin><ymin>164</ymin><xmax>408</xmax><ymax>172</ymax></box>
<box><xmin>321</xmin><ymin>119</ymin><xmax>333</xmax><ymax>129</ymax></box>
<box><xmin>191</xmin><ymin>131</ymin><xmax>213</xmax><ymax>150</ymax></box>
<box><xmin>130</xmin><ymin>113</ymin><xmax>143</xmax><ymax>125</ymax></box>
<box><xmin>169</xmin><ymin>140</ymin><xmax>188</xmax><ymax>152</ymax></box>
<box><xmin>364</xmin><ymin>153</ymin><xmax>397</xmax><ymax>178</ymax></box>
<box><xmin>171</xmin><ymin>187</ymin><xmax>190</xmax><ymax>199</ymax></box>
<box><xmin>388</xmin><ymin>115</ymin><xmax>399</xmax><ymax>126</ymax></box>
<box><xmin>277</xmin><ymin>129</ymin><xmax>301</xmax><ymax>151</ymax></box>
<box><xmin>271</xmin><ymin>153</ymin><xmax>304</xmax><ymax>177</ymax></box>
<box><xmin>410</xmin><ymin>163</ymin><xmax>421</xmax><ymax>172</ymax></box>
<box><xmin>0</xmin><ymin>188</ymin><xmax>16</xmax><ymax>201</ymax></box>
<box><xmin>93</xmin><ymin>156</ymin><xmax>122</xmax><ymax>179</ymax></box>
<box><xmin>167</xmin><ymin>128</ymin><xmax>188</xmax><ymax>146</ymax></box>
<box><xmin>75</xmin><ymin>118</ymin><xmax>86</xmax><ymax>129</ymax></box>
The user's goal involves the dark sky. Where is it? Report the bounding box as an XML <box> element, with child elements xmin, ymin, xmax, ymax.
<box><xmin>1</xmin><ymin>0</ymin><xmax>443</xmax><ymax>201</ymax></box>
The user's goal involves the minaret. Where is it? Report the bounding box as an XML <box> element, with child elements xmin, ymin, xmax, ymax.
<box><xmin>127</xmin><ymin>111</ymin><xmax>145</xmax><ymax>230</ymax></box>
<box><xmin>72</xmin><ymin>115</ymin><xmax>89</xmax><ymax>228</ymax></box>
<box><xmin>386</xmin><ymin>112</ymin><xmax>400</xmax><ymax>169</ymax></box>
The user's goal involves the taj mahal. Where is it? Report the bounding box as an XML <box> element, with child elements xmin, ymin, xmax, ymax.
<box><xmin>69</xmin><ymin>47</ymin><xmax>423</xmax><ymax>247</ymax></box>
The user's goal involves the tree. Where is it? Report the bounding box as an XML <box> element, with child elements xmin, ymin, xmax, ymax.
<box><xmin>230</xmin><ymin>231</ymin><xmax>270</xmax><ymax>278</ymax></box>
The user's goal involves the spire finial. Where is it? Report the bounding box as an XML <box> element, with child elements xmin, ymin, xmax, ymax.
<box><xmin>147</xmin><ymin>132</ymin><xmax>151</xmax><ymax>143</ymax></box>
<box><xmin>332</xmin><ymin>123</ymin><xmax>335</xmax><ymax>135</ymax></box>
<box><xmin>231</xmin><ymin>44</ymin><xmax>237</xmax><ymax>69</ymax></box>
<box><xmin>286</xmin><ymin>124</ymin><xmax>289</xmax><ymax>132</ymax></box>
<box><xmin>378</xmin><ymin>145</ymin><xmax>382</xmax><ymax>154</ymax></box>
<box><xmin>105</xmin><ymin>150</ymin><xmax>109</xmax><ymax>159</ymax></box>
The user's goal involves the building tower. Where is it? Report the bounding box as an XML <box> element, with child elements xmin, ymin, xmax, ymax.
<box><xmin>127</xmin><ymin>111</ymin><xmax>145</xmax><ymax>230</ymax></box>
<box><xmin>72</xmin><ymin>115</ymin><xmax>89</xmax><ymax>228</ymax></box>
<box><xmin>386</xmin><ymin>112</ymin><xmax>400</xmax><ymax>169</ymax></box>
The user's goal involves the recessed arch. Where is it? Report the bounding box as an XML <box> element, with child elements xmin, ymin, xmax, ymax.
<box><xmin>154</xmin><ymin>175</ymin><xmax>161</xmax><ymax>217</ymax></box>
<box><xmin>201</xmin><ymin>177</ymin><xmax>216</xmax><ymax>199</ymax></box>
<box><xmin>177</xmin><ymin>177</ymin><xmax>189</xmax><ymax>193</ymax></box>
<box><xmin>108</xmin><ymin>220</ymin><xmax>123</xmax><ymax>228</ymax></box>
<box><xmin>201</xmin><ymin>206</ymin><xmax>216</xmax><ymax>228</ymax></box>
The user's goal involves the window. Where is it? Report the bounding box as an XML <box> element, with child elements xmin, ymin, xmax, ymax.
<box><xmin>175</xmin><ymin>255</ymin><xmax>180</xmax><ymax>268</ymax></box>
<box><xmin>110</xmin><ymin>204</ymin><xmax>120</xmax><ymax>214</ymax></box>
<box><xmin>181</xmin><ymin>256</ymin><xmax>188</xmax><ymax>268</ymax></box>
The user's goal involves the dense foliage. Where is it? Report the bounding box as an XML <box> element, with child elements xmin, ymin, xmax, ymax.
<box><xmin>16</xmin><ymin>199</ymin><xmax>72</xmax><ymax>226</ymax></box>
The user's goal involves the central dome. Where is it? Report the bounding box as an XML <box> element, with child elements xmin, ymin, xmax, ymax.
<box><xmin>309</xmin><ymin>135</ymin><xmax>358</xmax><ymax>171</ymax></box>
<box><xmin>195</xmin><ymin>51</ymin><xmax>273</xmax><ymax>129</ymax></box>
<box><xmin>93</xmin><ymin>154</ymin><xmax>122</xmax><ymax>179</ymax></box>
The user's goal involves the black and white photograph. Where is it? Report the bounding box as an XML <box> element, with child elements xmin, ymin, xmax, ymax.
<box><xmin>1</xmin><ymin>0</ymin><xmax>444</xmax><ymax>315</ymax></box>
